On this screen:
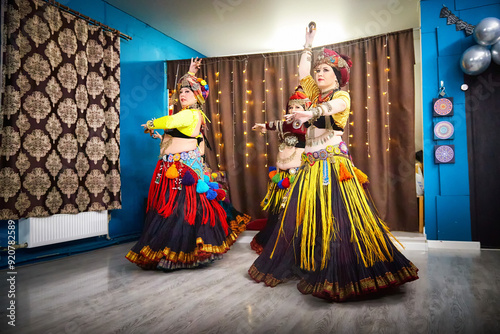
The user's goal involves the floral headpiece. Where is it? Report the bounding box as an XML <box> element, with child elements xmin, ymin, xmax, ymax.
<box><xmin>313</xmin><ymin>48</ymin><xmax>353</xmax><ymax>87</ymax></box>
<box><xmin>177</xmin><ymin>73</ymin><xmax>209</xmax><ymax>105</ymax></box>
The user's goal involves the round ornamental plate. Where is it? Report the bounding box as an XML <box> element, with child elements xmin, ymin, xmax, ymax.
<box><xmin>435</xmin><ymin>145</ymin><xmax>454</xmax><ymax>163</ymax></box>
<box><xmin>339</xmin><ymin>142</ymin><xmax>348</xmax><ymax>154</ymax></box>
<box><xmin>319</xmin><ymin>149</ymin><xmax>327</xmax><ymax>160</ymax></box>
<box><xmin>434</xmin><ymin>98</ymin><xmax>453</xmax><ymax>116</ymax></box>
<box><xmin>434</xmin><ymin>121</ymin><xmax>454</xmax><ymax>139</ymax></box>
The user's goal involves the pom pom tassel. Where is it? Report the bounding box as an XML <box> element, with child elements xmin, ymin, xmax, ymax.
<box><xmin>166</xmin><ymin>163</ymin><xmax>179</xmax><ymax>179</ymax></box>
<box><xmin>354</xmin><ymin>167</ymin><xmax>369</xmax><ymax>185</ymax></box>
<box><xmin>208</xmin><ymin>181</ymin><xmax>219</xmax><ymax>189</ymax></box>
<box><xmin>181</xmin><ymin>170</ymin><xmax>196</xmax><ymax>186</ymax></box>
<box><xmin>215</xmin><ymin>189</ymin><xmax>226</xmax><ymax>201</ymax></box>
<box><xmin>206</xmin><ymin>189</ymin><xmax>218</xmax><ymax>200</ymax></box>
<box><xmin>196</xmin><ymin>180</ymin><xmax>210</xmax><ymax>193</ymax></box>
<box><xmin>338</xmin><ymin>162</ymin><xmax>353</xmax><ymax>182</ymax></box>
<box><xmin>281</xmin><ymin>177</ymin><xmax>290</xmax><ymax>188</ymax></box>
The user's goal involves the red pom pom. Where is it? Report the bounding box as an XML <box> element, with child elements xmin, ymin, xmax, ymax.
<box><xmin>281</xmin><ymin>177</ymin><xmax>290</xmax><ymax>188</ymax></box>
<box><xmin>215</xmin><ymin>189</ymin><xmax>226</xmax><ymax>201</ymax></box>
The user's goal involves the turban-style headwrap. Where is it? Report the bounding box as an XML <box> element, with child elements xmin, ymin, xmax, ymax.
<box><xmin>313</xmin><ymin>48</ymin><xmax>353</xmax><ymax>87</ymax></box>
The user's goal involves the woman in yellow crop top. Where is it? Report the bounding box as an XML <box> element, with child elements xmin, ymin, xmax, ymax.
<box><xmin>126</xmin><ymin>58</ymin><xmax>240</xmax><ymax>271</ymax></box>
<box><xmin>249</xmin><ymin>24</ymin><xmax>418</xmax><ymax>302</ymax></box>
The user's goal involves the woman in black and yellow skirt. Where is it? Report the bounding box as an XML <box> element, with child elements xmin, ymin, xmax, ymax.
<box><xmin>249</xmin><ymin>90</ymin><xmax>308</xmax><ymax>254</ymax></box>
<box><xmin>249</xmin><ymin>25</ymin><xmax>418</xmax><ymax>301</ymax></box>
<box><xmin>126</xmin><ymin>58</ymin><xmax>239</xmax><ymax>270</ymax></box>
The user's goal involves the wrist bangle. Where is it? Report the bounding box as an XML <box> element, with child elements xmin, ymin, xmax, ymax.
<box><xmin>187</xmin><ymin>71</ymin><xmax>195</xmax><ymax>76</ymax></box>
<box><xmin>309</xmin><ymin>107</ymin><xmax>320</xmax><ymax>123</ymax></box>
<box><xmin>146</xmin><ymin>120</ymin><xmax>154</xmax><ymax>129</ymax></box>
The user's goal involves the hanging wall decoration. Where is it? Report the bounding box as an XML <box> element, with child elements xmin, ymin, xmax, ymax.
<box><xmin>440</xmin><ymin>6</ymin><xmax>475</xmax><ymax>36</ymax></box>
<box><xmin>433</xmin><ymin>97</ymin><xmax>454</xmax><ymax>116</ymax></box>
<box><xmin>434</xmin><ymin>145</ymin><xmax>455</xmax><ymax>164</ymax></box>
<box><xmin>434</xmin><ymin>120</ymin><xmax>455</xmax><ymax>140</ymax></box>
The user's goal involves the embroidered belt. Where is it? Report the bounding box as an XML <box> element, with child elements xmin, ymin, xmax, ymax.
<box><xmin>162</xmin><ymin>147</ymin><xmax>201</xmax><ymax>163</ymax></box>
<box><xmin>301</xmin><ymin>141</ymin><xmax>349</xmax><ymax>164</ymax></box>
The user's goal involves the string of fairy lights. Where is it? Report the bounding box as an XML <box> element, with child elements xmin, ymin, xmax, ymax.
<box><xmin>263</xmin><ymin>57</ymin><xmax>269</xmax><ymax>168</ymax></box>
<box><xmin>384</xmin><ymin>35</ymin><xmax>391</xmax><ymax>152</ymax></box>
<box><xmin>280</xmin><ymin>56</ymin><xmax>285</xmax><ymax>116</ymax></box>
<box><xmin>231</xmin><ymin>60</ymin><xmax>236</xmax><ymax>168</ymax></box>
<box><xmin>359</xmin><ymin>35</ymin><xmax>392</xmax><ymax>158</ymax></box>
<box><xmin>365</xmin><ymin>40</ymin><xmax>371</xmax><ymax>158</ymax></box>
<box><xmin>243</xmin><ymin>60</ymin><xmax>249</xmax><ymax>168</ymax></box>
<box><xmin>167</xmin><ymin>34</ymin><xmax>394</xmax><ymax>169</ymax></box>
<box><xmin>215</xmin><ymin>62</ymin><xmax>221</xmax><ymax>168</ymax></box>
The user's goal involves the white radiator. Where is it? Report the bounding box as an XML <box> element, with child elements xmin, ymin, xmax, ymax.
<box><xmin>18</xmin><ymin>211</ymin><xmax>109</xmax><ymax>248</ymax></box>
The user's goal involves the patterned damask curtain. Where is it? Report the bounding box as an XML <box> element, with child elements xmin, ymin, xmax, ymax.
<box><xmin>0</xmin><ymin>0</ymin><xmax>121</xmax><ymax>219</ymax></box>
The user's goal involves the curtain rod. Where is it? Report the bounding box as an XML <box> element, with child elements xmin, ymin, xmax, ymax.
<box><xmin>42</xmin><ymin>0</ymin><xmax>132</xmax><ymax>41</ymax></box>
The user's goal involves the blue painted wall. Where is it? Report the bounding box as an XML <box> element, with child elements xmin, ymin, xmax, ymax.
<box><xmin>420</xmin><ymin>0</ymin><xmax>500</xmax><ymax>241</ymax></box>
<box><xmin>0</xmin><ymin>0</ymin><xmax>203</xmax><ymax>266</ymax></box>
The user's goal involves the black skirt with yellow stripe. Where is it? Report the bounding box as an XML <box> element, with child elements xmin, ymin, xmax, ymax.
<box><xmin>249</xmin><ymin>142</ymin><xmax>419</xmax><ymax>301</ymax></box>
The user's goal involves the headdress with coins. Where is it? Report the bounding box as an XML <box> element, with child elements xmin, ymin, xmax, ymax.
<box><xmin>313</xmin><ymin>48</ymin><xmax>353</xmax><ymax>87</ymax></box>
<box><xmin>286</xmin><ymin>88</ymin><xmax>312</xmax><ymax>112</ymax></box>
<box><xmin>177</xmin><ymin>73</ymin><xmax>209</xmax><ymax>105</ymax></box>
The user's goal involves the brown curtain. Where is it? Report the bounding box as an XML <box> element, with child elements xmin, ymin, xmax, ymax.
<box><xmin>0</xmin><ymin>0</ymin><xmax>121</xmax><ymax>219</ymax></box>
<box><xmin>167</xmin><ymin>29</ymin><xmax>417</xmax><ymax>231</ymax></box>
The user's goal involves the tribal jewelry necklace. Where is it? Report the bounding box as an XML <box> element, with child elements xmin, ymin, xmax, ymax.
<box><xmin>277</xmin><ymin>147</ymin><xmax>299</xmax><ymax>164</ymax></box>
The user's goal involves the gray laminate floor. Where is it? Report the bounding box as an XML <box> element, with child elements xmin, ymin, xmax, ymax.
<box><xmin>1</xmin><ymin>231</ymin><xmax>499</xmax><ymax>334</ymax></box>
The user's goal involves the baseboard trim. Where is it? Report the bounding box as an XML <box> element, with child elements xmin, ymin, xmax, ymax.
<box><xmin>427</xmin><ymin>240</ymin><xmax>481</xmax><ymax>250</ymax></box>
<box><xmin>237</xmin><ymin>230</ymin><xmax>482</xmax><ymax>251</ymax></box>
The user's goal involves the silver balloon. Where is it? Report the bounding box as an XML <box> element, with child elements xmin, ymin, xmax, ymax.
<box><xmin>460</xmin><ymin>45</ymin><xmax>491</xmax><ymax>75</ymax></box>
<box><xmin>473</xmin><ymin>17</ymin><xmax>500</xmax><ymax>46</ymax></box>
<box><xmin>492</xmin><ymin>41</ymin><xmax>500</xmax><ymax>65</ymax></box>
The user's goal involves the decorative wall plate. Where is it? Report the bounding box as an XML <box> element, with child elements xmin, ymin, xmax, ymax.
<box><xmin>434</xmin><ymin>145</ymin><xmax>455</xmax><ymax>164</ymax></box>
<box><xmin>433</xmin><ymin>97</ymin><xmax>454</xmax><ymax>116</ymax></box>
<box><xmin>434</xmin><ymin>120</ymin><xmax>455</xmax><ymax>140</ymax></box>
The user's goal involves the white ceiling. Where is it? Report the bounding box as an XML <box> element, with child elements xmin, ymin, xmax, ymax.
<box><xmin>105</xmin><ymin>0</ymin><xmax>420</xmax><ymax>57</ymax></box>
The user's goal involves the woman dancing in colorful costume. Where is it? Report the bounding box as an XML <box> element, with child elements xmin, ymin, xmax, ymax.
<box><xmin>126</xmin><ymin>58</ymin><xmax>239</xmax><ymax>270</ymax></box>
<box><xmin>250</xmin><ymin>90</ymin><xmax>309</xmax><ymax>254</ymax></box>
<box><xmin>249</xmin><ymin>24</ymin><xmax>418</xmax><ymax>301</ymax></box>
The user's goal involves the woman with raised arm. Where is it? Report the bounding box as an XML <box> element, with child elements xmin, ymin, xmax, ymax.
<box><xmin>249</xmin><ymin>24</ymin><xmax>418</xmax><ymax>301</ymax></box>
<box><xmin>126</xmin><ymin>58</ymin><xmax>238</xmax><ymax>271</ymax></box>
<box><xmin>249</xmin><ymin>90</ymin><xmax>309</xmax><ymax>254</ymax></box>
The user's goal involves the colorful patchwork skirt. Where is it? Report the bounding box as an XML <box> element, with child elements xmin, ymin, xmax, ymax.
<box><xmin>251</xmin><ymin>167</ymin><xmax>299</xmax><ymax>254</ymax></box>
<box><xmin>249</xmin><ymin>142</ymin><xmax>419</xmax><ymax>301</ymax></box>
<box><xmin>126</xmin><ymin>148</ymin><xmax>240</xmax><ymax>270</ymax></box>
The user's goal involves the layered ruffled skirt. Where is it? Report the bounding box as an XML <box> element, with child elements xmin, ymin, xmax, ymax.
<box><xmin>249</xmin><ymin>142</ymin><xmax>419</xmax><ymax>301</ymax></box>
<box><xmin>126</xmin><ymin>149</ymin><xmax>242</xmax><ymax>270</ymax></box>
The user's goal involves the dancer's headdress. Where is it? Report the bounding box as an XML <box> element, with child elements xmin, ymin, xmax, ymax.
<box><xmin>313</xmin><ymin>48</ymin><xmax>352</xmax><ymax>87</ymax></box>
